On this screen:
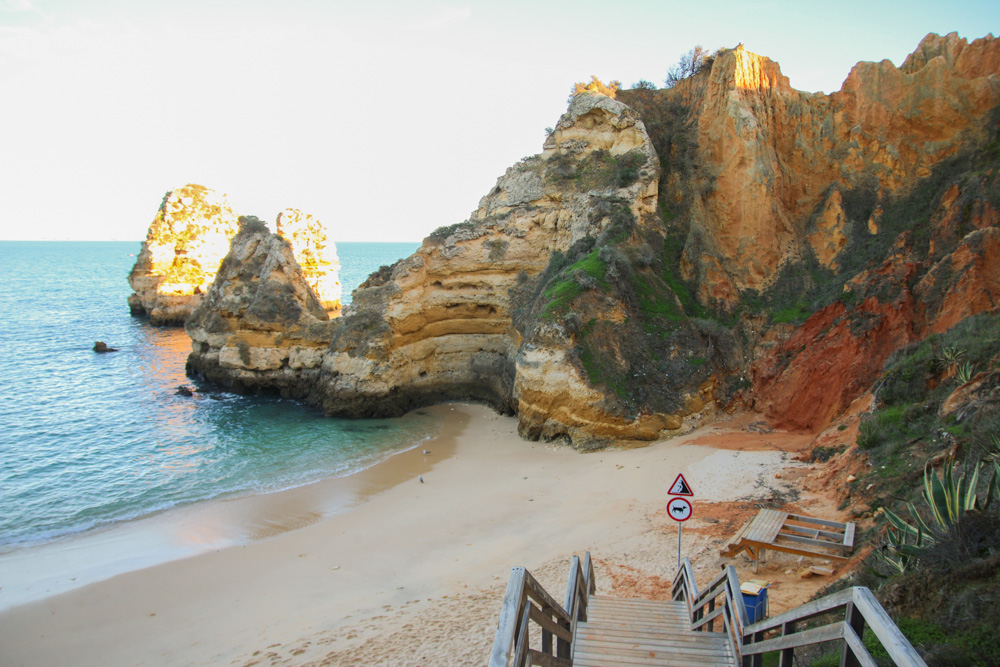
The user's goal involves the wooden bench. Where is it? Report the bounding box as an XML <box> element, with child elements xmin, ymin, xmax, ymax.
<box><xmin>720</xmin><ymin>509</ymin><xmax>855</xmax><ymax>572</ymax></box>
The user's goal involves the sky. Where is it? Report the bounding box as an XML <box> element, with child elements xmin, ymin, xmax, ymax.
<box><xmin>1</xmin><ymin>1</ymin><xmax>997</xmax><ymax>243</ymax></box>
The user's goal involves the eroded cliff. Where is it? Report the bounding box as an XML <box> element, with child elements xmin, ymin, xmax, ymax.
<box><xmin>185</xmin><ymin>218</ymin><xmax>334</xmax><ymax>395</ymax></box>
<box><xmin>617</xmin><ymin>31</ymin><xmax>1000</xmax><ymax>431</ymax></box>
<box><xmin>313</xmin><ymin>92</ymin><xmax>725</xmax><ymax>443</ymax></box>
<box><xmin>183</xmin><ymin>32</ymin><xmax>1000</xmax><ymax>445</ymax></box>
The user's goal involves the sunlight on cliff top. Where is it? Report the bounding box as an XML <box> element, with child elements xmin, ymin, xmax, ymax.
<box><xmin>573</xmin><ymin>75</ymin><xmax>619</xmax><ymax>99</ymax></box>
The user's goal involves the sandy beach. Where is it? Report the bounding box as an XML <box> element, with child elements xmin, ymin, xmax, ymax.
<box><xmin>0</xmin><ymin>403</ymin><xmax>852</xmax><ymax>666</ymax></box>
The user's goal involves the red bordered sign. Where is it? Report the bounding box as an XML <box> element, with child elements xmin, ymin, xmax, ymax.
<box><xmin>668</xmin><ymin>473</ymin><xmax>694</xmax><ymax>497</ymax></box>
<box><xmin>666</xmin><ymin>497</ymin><xmax>693</xmax><ymax>522</ymax></box>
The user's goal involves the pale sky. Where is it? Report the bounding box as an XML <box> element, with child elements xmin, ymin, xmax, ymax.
<box><xmin>1</xmin><ymin>0</ymin><xmax>996</xmax><ymax>242</ymax></box>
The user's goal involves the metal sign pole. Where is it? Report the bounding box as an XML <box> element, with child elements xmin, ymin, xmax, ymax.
<box><xmin>677</xmin><ymin>523</ymin><xmax>682</xmax><ymax>569</ymax></box>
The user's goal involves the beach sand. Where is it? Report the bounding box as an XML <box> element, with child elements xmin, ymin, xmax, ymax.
<box><xmin>0</xmin><ymin>403</ymin><xmax>850</xmax><ymax>666</ymax></box>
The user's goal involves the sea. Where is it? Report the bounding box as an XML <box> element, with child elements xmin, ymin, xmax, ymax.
<box><xmin>0</xmin><ymin>240</ymin><xmax>430</xmax><ymax>554</ymax></box>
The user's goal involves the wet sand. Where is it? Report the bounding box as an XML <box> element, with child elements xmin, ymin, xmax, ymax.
<box><xmin>0</xmin><ymin>403</ymin><xmax>846</xmax><ymax>667</ymax></box>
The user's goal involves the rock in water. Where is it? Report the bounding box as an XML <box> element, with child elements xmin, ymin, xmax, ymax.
<box><xmin>127</xmin><ymin>184</ymin><xmax>240</xmax><ymax>326</ymax></box>
<box><xmin>184</xmin><ymin>219</ymin><xmax>334</xmax><ymax>396</ymax></box>
<box><xmin>93</xmin><ymin>341</ymin><xmax>118</xmax><ymax>353</ymax></box>
<box><xmin>276</xmin><ymin>208</ymin><xmax>342</xmax><ymax>314</ymax></box>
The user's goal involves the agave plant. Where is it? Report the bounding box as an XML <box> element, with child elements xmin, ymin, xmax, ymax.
<box><xmin>939</xmin><ymin>345</ymin><xmax>966</xmax><ymax>367</ymax></box>
<box><xmin>880</xmin><ymin>458</ymin><xmax>997</xmax><ymax>570</ymax></box>
<box><xmin>956</xmin><ymin>361</ymin><xmax>976</xmax><ymax>384</ymax></box>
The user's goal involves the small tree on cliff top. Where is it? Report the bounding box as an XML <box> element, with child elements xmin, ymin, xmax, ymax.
<box><xmin>664</xmin><ymin>45</ymin><xmax>713</xmax><ymax>88</ymax></box>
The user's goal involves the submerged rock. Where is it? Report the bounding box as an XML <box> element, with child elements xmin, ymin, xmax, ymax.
<box><xmin>127</xmin><ymin>184</ymin><xmax>240</xmax><ymax>326</ymax></box>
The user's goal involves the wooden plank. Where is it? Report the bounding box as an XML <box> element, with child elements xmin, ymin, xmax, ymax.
<box><xmin>589</xmin><ymin>598</ymin><xmax>686</xmax><ymax>610</ymax></box>
<box><xmin>755</xmin><ymin>509</ymin><xmax>788</xmax><ymax>542</ymax></box>
<box><xmin>522</xmin><ymin>569</ymin><xmax>570</xmax><ymax>621</ymax></box>
<box><xmin>745</xmin><ymin>588</ymin><xmax>853</xmax><ymax>634</ymax></box>
<box><xmin>844</xmin><ymin>522</ymin><xmax>856</xmax><ymax>549</ymax></box>
<box><xmin>513</xmin><ymin>602</ymin><xmax>531</xmax><ymax>667</ymax></box>
<box><xmin>578</xmin><ymin>626</ymin><xmax>727</xmax><ymax>644</ymax></box>
<box><xmin>575</xmin><ymin>635</ymin><xmax>732</xmax><ymax>654</ymax></box>
<box><xmin>563</xmin><ymin>555</ymin><xmax>581</xmax><ymax>619</ymax></box>
<box><xmin>787</xmin><ymin>513</ymin><xmax>848</xmax><ymax>529</ymax></box>
<box><xmin>842</xmin><ymin>623</ymin><xmax>880</xmax><ymax>667</ymax></box>
<box><xmin>726</xmin><ymin>567</ymin><xmax>751</xmax><ymax>631</ymax></box>
<box><xmin>743</xmin><ymin>621</ymin><xmax>845</xmax><ymax>654</ymax></box>
<box><xmin>526</xmin><ymin>649</ymin><xmax>572</xmax><ymax>667</ymax></box>
<box><xmin>781</xmin><ymin>523</ymin><xmax>844</xmax><ymax>542</ymax></box>
<box><xmin>574</xmin><ymin>655</ymin><xmax>734</xmax><ymax>667</ymax></box>
<box><xmin>691</xmin><ymin>605</ymin><xmax>725</xmax><ymax>630</ymax></box>
<box><xmin>489</xmin><ymin>567</ymin><xmax>527</xmax><ymax>667</ymax></box>
<box><xmin>851</xmin><ymin>588</ymin><xmax>927</xmax><ymax>666</ymax></box>
<box><xmin>573</xmin><ymin>644</ymin><xmax>734</xmax><ymax>666</ymax></box>
<box><xmin>750</xmin><ymin>539</ymin><xmax>850</xmax><ymax>561</ymax></box>
<box><xmin>775</xmin><ymin>533</ymin><xmax>853</xmax><ymax>554</ymax></box>
<box><xmin>528</xmin><ymin>603</ymin><xmax>572</xmax><ymax>642</ymax></box>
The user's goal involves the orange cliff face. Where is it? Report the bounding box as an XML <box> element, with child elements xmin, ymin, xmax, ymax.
<box><xmin>174</xmin><ymin>33</ymin><xmax>1000</xmax><ymax>444</ymax></box>
<box><xmin>668</xmin><ymin>35</ymin><xmax>1000</xmax><ymax>308</ymax></box>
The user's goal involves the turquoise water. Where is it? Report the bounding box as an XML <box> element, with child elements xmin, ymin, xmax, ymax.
<box><xmin>0</xmin><ymin>240</ymin><xmax>423</xmax><ymax>551</ymax></box>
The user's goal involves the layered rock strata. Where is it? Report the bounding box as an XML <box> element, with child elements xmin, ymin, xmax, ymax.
<box><xmin>128</xmin><ymin>184</ymin><xmax>240</xmax><ymax>325</ymax></box>
<box><xmin>641</xmin><ymin>33</ymin><xmax>1000</xmax><ymax>307</ymax></box>
<box><xmin>185</xmin><ymin>220</ymin><xmax>334</xmax><ymax>395</ymax></box>
<box><xmin>183</xmin><ymin>33</ymin><xmax>1000</xmax><ymax>444</ymax></box>
<box><xmin>314</xmin><ymin>92</ymin><xmax>685</xmax><ymax>442</ymax></box>
<box><xmin>276</xmin><ymin>208</ymin><xmax>342</xmax><ymax>313</ymax></box>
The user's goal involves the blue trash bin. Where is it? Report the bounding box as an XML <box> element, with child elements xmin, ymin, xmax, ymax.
<box><xmin>742</xmin><ymin>587</ymin><xmax>769</xmax><ymax>624</ymax></box>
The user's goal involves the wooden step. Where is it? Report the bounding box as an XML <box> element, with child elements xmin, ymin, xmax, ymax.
<box><xmin>574</xmin><ymin>595</ymin><xmax>736</xmax><ymax>667</ymax></box>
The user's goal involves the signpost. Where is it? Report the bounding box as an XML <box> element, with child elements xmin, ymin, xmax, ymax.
<box><xmin>667</xmin><ymin>474</ymin><xmax>694</xmax><ymax>568</ymax></box>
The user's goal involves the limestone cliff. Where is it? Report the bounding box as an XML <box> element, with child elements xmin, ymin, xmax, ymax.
<box><xmin>619</xmin><ymin>33</ymin><xmax>1000</xmax><ymax>307</ymax></box>
<box><xmin>617</xmin><ymin>32</ymin><xmax>1000</xmax><ymax>431</ymax></box>
<box><xmin>276</xmin><ymin>208</ymin><xmax>342</xmax><ymax>313</ymax></box>
<box><xmin>128</xmin><ymin>184</ymin><xmax>240</xmax><ymax>325</ymax></box>
<box><xmin>313</xmin><ymin>92</ymin><xmax>719</xmax><ymax>443</ymax></box>
<box><xmin>183</xmin><ymin>32</ymin><xmax>1000</xmax><ymax>445</ymax></box>
<box><xmin>185</xmin><ymin>219</ymin><xmax>334</xmax><ymax>395</ymax></box>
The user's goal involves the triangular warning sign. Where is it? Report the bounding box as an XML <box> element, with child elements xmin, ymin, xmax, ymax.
<box><xmin>668</xmin><ymin>473</ymin><xmax>693</xmax><ymax>496</ymax></box>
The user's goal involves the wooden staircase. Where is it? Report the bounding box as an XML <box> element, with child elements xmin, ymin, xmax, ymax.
<box><xmin>573</xmin><ymin>596</ymin><xmax>735</xmax><ymax>666</ymax></box>
<box><xmin>490</xmin><ymin>552</ymin><xmax>926</xmax><ymax>667</ymax></box>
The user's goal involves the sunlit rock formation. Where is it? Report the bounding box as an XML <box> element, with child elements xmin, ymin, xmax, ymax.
<box><xmin>127</xmin><ymin>184</ymin><xmax>240</xmax><ymax>326</ymax></box>
<box><xmin>276</xmin><ymin>208</ymin><xmax>342</xmax><ymax>313</ymax></box>
<box><xmin>614</xmin><ymin>31</ymin><xmax>1000</xmax><ymax>431</ymax></box>
<box><xmin>312</xmin><ymin>91</ymin><xmax>710</xmax><ymax>444</ymax></box>
<box><xmin>638</xmin><ymin>34</ymin><xmax>1000</xmax><ymax>307</ymax></box>
<box><xmin>183</xmin><ymin>32</ymin><xmax>1000</xmax><ymax>445</ymax></box>
<box><xmin>185</xmin><ymin>218</ymin><xmax>334</xmax><ymax>395</ymax></box>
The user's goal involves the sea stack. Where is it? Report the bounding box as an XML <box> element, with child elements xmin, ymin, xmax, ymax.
<box><xmin>276</xmin><ymin>208</ymin><xmax>342</xmax><ymax>314</ymax></box>
<box><xmin>127</xmin><ymin>184</ymin><xmax>240</xmax><ymax>326</ymax></box>
<box><xmin>184</xmin><ymin>217</ymin><xmax>335</xmax><ymax>396</ymax></box>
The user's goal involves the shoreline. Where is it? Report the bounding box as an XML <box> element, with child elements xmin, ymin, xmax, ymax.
<box><xmin>0</xmin><ymin>403</ymin><xmax>840</xmax><ymax>667</ymax></box>
<box><xmin>0</xmin><ymin>404</ymin><xmax>465</xmax><ymax>612</ymax></box>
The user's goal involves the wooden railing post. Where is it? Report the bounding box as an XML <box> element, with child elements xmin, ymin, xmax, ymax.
<box><xmin>778</xmin><ymin>620</ymin><xmax>796</xmax><ymax>667</ymax></box>
<box><xmin>556</xmin><ymin>615</ymin><xmax>571</xmax><ymax>661</ymax></box>
<box><xmin>541</xmin><ymin>603</ymin><xmax>553</xmax><ymax>656</ymax></box>
<box><xmin>841</xmin><ymin>601</ymin><xmax>866</xmax><ymax>667</ymax></box>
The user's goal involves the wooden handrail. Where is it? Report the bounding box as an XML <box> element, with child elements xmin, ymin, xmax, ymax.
<box><xmin>489</xmin><ymin>553</ymin><xmax>594</xmax><ymax>667</ymax></box>
<box><xmin>673</xmin><ymin>557</ymin><xmax>927</xmax><ymax>666</ymax></box>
